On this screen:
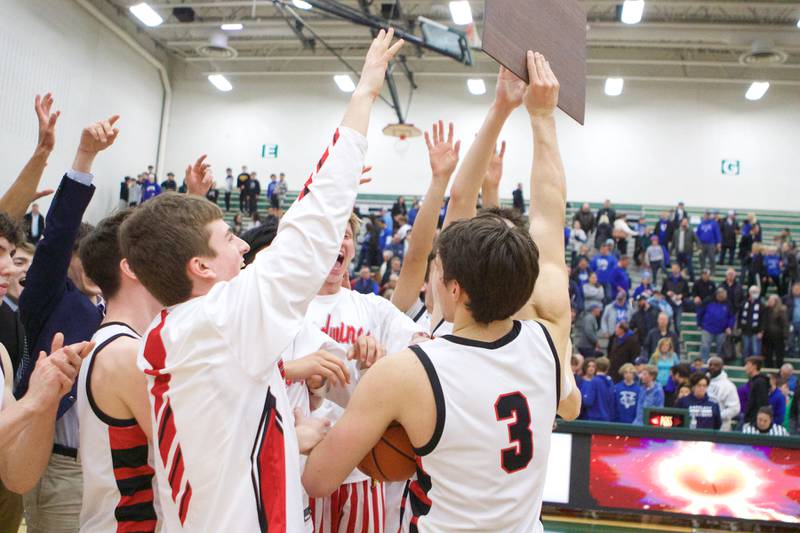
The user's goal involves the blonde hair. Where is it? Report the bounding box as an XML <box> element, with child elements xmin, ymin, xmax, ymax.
<box><xmin>652</xmin><ymin>337</ymin><xmax>674</xmax><ymax>361</ymax></box>
<box><xmin>348</xmin><ymin>212</ymin><xmax>361</xmax><ymax>237</ymax></box>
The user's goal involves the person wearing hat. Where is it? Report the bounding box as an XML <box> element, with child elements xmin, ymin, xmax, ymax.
<box><xmin>696</xmin><ymin>210</ymin><xmax>722</xmax><ymax>275</ymax></box>
<box><xmin>632</xmin><ymin>271</ymin><xmax>655</xmax><ymax>301</ymax></box>
<box><xmin>577</xmin><ymin>302</ymin><xmax>604</xmax><ymax>358</ymax></box>
<box><xmin>720</xmin><ymin>210</ymin><xmax>739</xmax><ymax>267</ymax></box>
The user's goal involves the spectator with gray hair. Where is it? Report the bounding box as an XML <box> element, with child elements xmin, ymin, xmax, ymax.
<box><xmin>739</xmin><ymin>285</ymin><xmax>764</xmax><ymax>359</ymax></box>
<box><xmin>634</xmin><ymin>364</ymin><xmax>664</xmax><ymax>425</ymax></box>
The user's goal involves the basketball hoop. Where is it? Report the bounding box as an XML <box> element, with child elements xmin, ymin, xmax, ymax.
<box><xmin>383</xmin><ymin>123</ymin><xmax>422</xmax><ymax>141</ymax></box>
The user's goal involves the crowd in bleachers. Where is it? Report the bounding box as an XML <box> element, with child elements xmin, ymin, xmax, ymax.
<box><xmin>560</xmin><ymin>200</ymin><xmax>799</xmax><ymax>435</ymax></box>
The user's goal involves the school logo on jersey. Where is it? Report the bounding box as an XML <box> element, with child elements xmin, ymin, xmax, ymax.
<box><xmin>619</xmin><ymin>390</ymin><xmax>637</xmax><ymax>409</ymax></box>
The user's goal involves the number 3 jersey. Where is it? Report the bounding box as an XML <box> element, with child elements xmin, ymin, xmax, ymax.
<box><xmin>405</xmin><ymin>320</ymin><xmax>573</xmax><ymax>533</ymax></box>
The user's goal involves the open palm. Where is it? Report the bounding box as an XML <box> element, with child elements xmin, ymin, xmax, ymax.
<box><xmin>495</xmin><ymin>67</ymin><xmax>526</xmax><ymax>112</ymax></box>
<box><xmin>425</xmin><ymin>120</ymin><xmax>460</xmax><ymax>181</ymax></box>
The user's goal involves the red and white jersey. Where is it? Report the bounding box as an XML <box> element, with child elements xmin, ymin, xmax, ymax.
<box><xmin>405</xmin><ymin>320</ymin><xmax>572</xmax><ymax>533</ymax></box>
<box><xmin>78</xmin><ymin>322</ymin><xmax>160</xmax><ymax>533</ymax></box>
<box><xmin>306</xmin><ymin>288</ymin><xmax>425</xmax><ymax>485</ymax></box>
<box><xmin>280</xmin><ymin>322</ymin><xmax>351</xmax><ymax>533</ymax></box>
<box><xmin>137</xmin><ymin>127</ymin><xmax>366</xmax><ymax>532</ymax></box>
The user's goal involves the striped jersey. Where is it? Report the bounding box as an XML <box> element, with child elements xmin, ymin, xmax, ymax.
<box><xmin>78</xmin><ymin>322</ymin><xmax>159</xmax><ymax>533</ymax></box>
<box><xmin>405</xmin><ymin>320</ymin><xmax>572</xmax><ymax>532</ymax></box>
<box><xmin>137</xmin><ymin>127</ymin><xmax>365</xmax><ymax>531</ymax></box>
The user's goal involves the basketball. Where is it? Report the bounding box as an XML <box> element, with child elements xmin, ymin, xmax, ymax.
<box><xmin>358</xmin><ymin>422</ymin><xmax>417</xmax><ymax>482</ymax></box>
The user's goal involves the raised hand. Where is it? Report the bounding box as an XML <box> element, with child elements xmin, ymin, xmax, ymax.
<box><xmin>425</xmin><ymin>121</ymin><xmax>461</xmax><ymax>183</ymax></box>
<box><xmin>185</xmin><ymin>154</ymin><xmax>213</xmax><ymax>196</ymax></box>
<box><xmin>78</xmin><ymin>115</ymin><xmax>121</xmax><ymax>155</ymax></box>
<box><xmin>494</xmin><ymin>66</ymin><xmax>526</xmax><ymax>114</ymax></box>
<box><xmin>35</xmin><ymin>93</ymin><xmax>60</xmax><ymax>153</ymax></box>
<box><xmin>523</xmin><ymin>51</ymin><xmax>560</xmax><ymax>118</ymax></box>
<box><xmin>359</xmin><ymin>165</ymin><xmax>373</xmax><ymax>186</ymax></box>
<box><xmin>485</xmin><ymin>141</ymin><xmax>506</xmax><ymax>188</ymax></box>
<box><xmin>355</xmin><ymin>28</ymin><xmax>405</xmax><ymax>99</ymax></box>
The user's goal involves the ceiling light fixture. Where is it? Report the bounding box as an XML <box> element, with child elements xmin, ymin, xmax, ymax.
<box><xmin>745</xmin><ymin>81</ymin><xmax>769</xmax><ymax>101</ymax></box>
<box><xmin>604</xmin><ymin>77</ymin><xmax>624</xmax><ymax>96</ymax></box>
<box><xmin>129</xmin><ymin>2</ymin><xmax>163</xmax><ymax>27</ymax></box>
<box><xmin>467</xmin><ymin>79</ymin><xmax>486</xmax><ymax>95</ymax></box>
<box><xmin>220</xmin><ymin>23</ymin><xmax>243</xmax><ymax>31</ymax></box>
<box><xmin>293</xmin><ymin>0</ymin><xmax>313</xmax><ymax>9</ymax></box>
<box><xmin>333</xmin><ymin>75</ymin><xmax>356</xmax><ymax>93</ymax></box>
<box><xmin>208</xmin><ymin>74</ymin><xmax>233</xmax><ymax>92</ymax></box>
<box><xmin>449</xmin><ymin>1</ymin><xmax>473</xmax><ymax>25</ymax></box>
<box><xmin>620</xmin><ymin>0</ymin><xmax>645</xmax><ymax>25</ymax></box>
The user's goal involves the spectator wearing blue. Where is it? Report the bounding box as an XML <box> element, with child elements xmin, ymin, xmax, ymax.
<box><xmin>671</xmin><ymin>217</ymin><xmax>698</xmax><ymax>281</ymax></box>
<box><xmin>386</xmin><ymin>233</ymin><xmax>405</xmax><ymax>261</ymax></box>
<box><xmin>649</xmin><ymin>337</ymin><xmax>680</xmax><ymax>387</ymax></box>
<box><xmin>739</xmin><ymin>285</ymin><xmax>764</xmax><ymax>358</ymax></box>
<box><xmin>380</xmin><ymin>208</ymin><xmax>393</xmax><ymax>249</ymax></box>
<box><xmin>632</xmin><ymin>271</ymin><xmax>655</xmax><ymax>301</ymax></box>
<box><xmin>779</xmin><ymin>363</ymin><xmax>797</xmax><ymax>393</ymax></box>
<box><xmin>141</xmin><ymin>173</ymin><xmax>161</xmax><ymax>202</ymax></box>
<box><xmin>645</xmin><ymin>235</ymin><xmax>665</xmax><ymax>284</ymax></box>
<box><xmin>581</xmin><ymin>357</ymin><xmax>615</xmax><ymax>422</ymax></box>
<box><xmin>633</xmin><ymin>216</ymin><xmax>649</xmax><ymax>267</ymax></box>
<box><xmin>590</xmin><ymin>242</ymin><xmax>617</xmax><ymax>296</ymax></box>
<box><xmin>634</xmin><ymin>365</ymin><xmax>665</xmax><ymax>424</ymax></box>
<box><xmin>720</xmin><ymin>210</ymin><xmax>739</xmax><ymax>266</ymax></box>
<box><xmin>696</xmin><ymin>211</ymin><xmax>722</xmax><ymax>275</ymax></box>
<box><xmin>601</xmin><ymin>290</ymin><xmax>633</xmax><ymax>337</ymax></box>
<box><xmin>649</xmin><ymin>289</ymin><xmax>673</xmax><ymax>322</ymax></box>
<box><xmin>577</xmin><ymin>358</ymin><xmax>596</xmax><ymax>420</ymax></box>
<box><xmin>571</xmin><ymin>256</ymin><xmax>592</xmax><ymax>287</ymax></box>
<box><xmin>676</xmin><ymin>373</ymin><xmax>722</xmax><ymax>429</ymax></box>
<box><xmin>768</xmin><ymin>374</ymin><xmax>787</xmax><ymax>426</ymax></box>
<box><xmin>609</xmin><ymin>255</ymin><xmax>631</xmax><ymax>298</ymax></box>
<box><xmin>407</xmin><ymin>198</ymin><xmax>420</xmax><ymax>226</ymax></box>
<box><xmin>569</xmin><ymin>271</ymin><xmax>583</xmax><ymax>317</ymax></box>
<box><xmin>614</xmin><ymin>363</ymin><xmax>640</xmax><ymax>423</ymax></box>
<box><xmin>353</xmin><ymin>266</ymin><xmax>379</xmax><ymax>295</ymax></box>
<box><xmin>664</xmin><ymin>363</ymin><xmax>691</xmax><ymax>407</ymax></box>
<box><xmin>697</xmin><ymin>288</ymin><xmax>736</xmax><ymax>362</ymax></box>
<box><xmin>654</xmin><ymin>211</ymin><xmax>675</xmax><ymax>248</ymax></box>
<box><xmin>762</xmin><ymin>248</ymin><xmax>784</xmax><ymax>296</ymax></box>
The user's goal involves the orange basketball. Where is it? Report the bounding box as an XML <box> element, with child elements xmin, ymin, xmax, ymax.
<box><xmin>358</xmin><ymin>422</ymin><xmax>416</xmax><ymax>482</ymax></box>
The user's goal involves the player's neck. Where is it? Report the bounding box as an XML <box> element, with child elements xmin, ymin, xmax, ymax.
<box><xmin>451</xmin><ymin>315</ymin><xmax>514</xmax><ymax>343</ymax></box>
<box><xmin>318</xmin><ymin>280</ymin><xmax>343</xmax><ymax>296</ymax></box>
<box><xmin>104</xmin><ymin>286</ymin><xmax>162</xmax><ymax>335</ymax></box>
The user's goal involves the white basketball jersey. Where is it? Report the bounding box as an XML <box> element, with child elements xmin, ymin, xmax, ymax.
<box><xmin>78</xmin><ymin>322</ymin><xmax>161</xmax><ymax>533</ymax></box>
<box><xmin>405</xmin><ymin>320</ymin><xmax>567</xmax><ymax>533</ymax></box>
<box><xmin>137</xmin><ymin>126</ymin><xmax>365</xmax><ymax>532</ymax></box>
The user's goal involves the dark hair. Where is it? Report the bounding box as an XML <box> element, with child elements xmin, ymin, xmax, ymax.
<box><xmin>689</xmin><ymin>372</ymin><xmax>708</xmax><ymax>388</ymax></box>
<box><xmin>240</xmin><ymin>215</ymin><xmax>280</xmax><ymax>265</ymax></box>
<box><xmin>671</xmin><ymin>363</ymin><xmax>691</xmax><ymax>379</ymax></box>
<box><xmin>74</xmin><ymin>222</ymin><xmax>95</xmax><ymax>252</ymax></box>
<box><xmin>746</xmin><ymin>355</ymin><xmax>764</xmax><ymax>371</ymax></box>
<box><xmin>476</xmin><ymin>207</ymin><xmax>528</xmax><ymax>231</ymax></box>
<box><xmin>435</xmin><ymin>216</ymin><xmax>539</xmax><ymax>324</ymax></box>
<box><xmin>0</xmin><ymin>214</ymin><xmax>23</xmax><ymax>247</ymax></box>
<box><xmin>120</xmin><ymin>192</ymin><xmax>222</xmax><ymax>306</ymax></box>
<box><xmin>757</xmin><ymin>405</ymin><xmax>774</xmax><ymax>418</ymax></box>
<box><xmin>80</xmin><ymin>209</ymin><xmax>134</xmax><ymax>299</ymax></box>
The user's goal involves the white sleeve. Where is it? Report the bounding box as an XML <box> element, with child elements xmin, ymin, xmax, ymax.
<box><xmin>368</xmin><ymin>295</ymin><xmax>427</xmax><ymax>354</ymax></box>
<box><xmin>204</xmin><ymin>128</ymin><xmax>366</xmax><ymax>379</ymax></box>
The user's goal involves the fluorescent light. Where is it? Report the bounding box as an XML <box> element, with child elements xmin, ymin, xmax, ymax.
<box><xmin>621</xmin><ymin>0</ymin><xmax>645</xmax><ymax>24</ymax></box>
<box><xmin>449</xmin><ymin>1</ymin><xmax>473</xmax><ymax>25</ymax></box>
<box><xmin>466</xmin><ymin>79</ymin><xmax>486</xmax><ymax>95</ymax></box>
<box><xmin>220</xmin><ymin>23</ymin><xmax>243</xmax><ymax>31</ymax></box>
<box><xmin>208</xmin><ymin>74</ymin><xmax>233</xmax><ymax>92</ymax></box>
<box><xmin>604</xmin><ymin>77</ymin><xmax>624</xmax><ymax>96</ymax></box>
<box><xmin>333</xmin><ymin>75</ymin><xmax>356</xmax><ymax>93</ymax></box>
<box><xmin>796</xmin><ymin>18</ymin><xmax>800</xmax><ymax>29</ymax></box>
<box><xmin>745</xmin><ymin>81</ymin><xmax>769</xmax><ymax>101</ymax></box>
<box><xmin>293</xmin><ymin>0</ymin><xmax>313</xmax><ymax>9</ymax></box>
<box><xmin>129</xmin><ymin>3</ymin><xmax>163</xmax><ymax>27</ymax></box>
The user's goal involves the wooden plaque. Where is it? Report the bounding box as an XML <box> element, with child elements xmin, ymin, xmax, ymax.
<box><xmin>483</xmin><ymin>0</ymin><xmax>587</xmax><ymax>124</ymax></box>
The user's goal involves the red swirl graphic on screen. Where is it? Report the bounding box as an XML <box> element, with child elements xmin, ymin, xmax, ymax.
<box><xmin>590</xmin><ymin>435</ymin><xmax>800</xmax><ymax>523</ymax></box>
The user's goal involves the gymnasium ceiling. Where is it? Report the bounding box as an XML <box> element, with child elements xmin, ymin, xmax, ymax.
<box><xmin>94</xmin><ymin>0</ymin><xmax>800</xmax><ymax>87</ymax></box>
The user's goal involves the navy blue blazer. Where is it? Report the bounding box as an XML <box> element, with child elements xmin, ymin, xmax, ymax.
<box><xmin>16</xmin><ymin>175</ymin><xmax>102</xmax><ymax>419</ymax></box>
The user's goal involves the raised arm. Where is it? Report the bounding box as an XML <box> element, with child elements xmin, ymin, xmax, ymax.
<box><xmin>442</xmin><ymin>68</ymin><xmax>524</xmax><ymax>229</ymax></box>
<box><xmin>391</xmin><ymin>121</ymin><xmax>459</xmax><ymax>313</ymax></box>
<box><xmin>480</xmin><ymin>141</ymin><xmax>506</xmax><ymax>210</ymax></box>
<box><xmin>0</xmin><ymin>94</ymin><xmax>59</xmax><ymax>219</ymax></box>
<box><xmin>208</xmin><ymin>30</ymin><xmax>405</xmax><ymax>378</ymax></box>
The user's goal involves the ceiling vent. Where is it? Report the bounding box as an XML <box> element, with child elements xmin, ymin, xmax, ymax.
<box><xmin>739</xmin><ymin>40</ymin><xmax>787</xmax><ymax>65</ymax></box>
<box><xmin>197</xmin><ymin>32</ymin><xmax>238</xmax><ymax>59</ymax></box>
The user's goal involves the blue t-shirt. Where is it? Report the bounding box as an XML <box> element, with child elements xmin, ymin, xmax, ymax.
<box><xmin>793</xmin><ymin>298</ymin><xmax>800</xmax><ymax>324</ymax></box>
<box><xmin>141</xmin><ymin>182</ymin><xmax>161</xmax><ymax>202</ymax></box>
<box><xmin>590</xmin><ymin>254</ymin><xmax>618</xmax><ymax>284</ymax></box>
<box><xmin>614</xmin><ymin>382</ymin><xmax>639</xmax><ymax>423</ymax></box>
<box><xmin>267</xmin><ymin>180</ymin><xmax>278</xmax><ymax>199</ymax></box>
<box><xmin>764</xmin><ymin>254</ymin><xmax>782</xmax><ymax>277</ymax></box>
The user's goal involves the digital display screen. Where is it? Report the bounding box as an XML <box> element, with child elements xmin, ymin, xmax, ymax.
<box><xmin>589</xmin><ymin>435</ymin><xmax>800</xmax><ymax>523</ymax></box>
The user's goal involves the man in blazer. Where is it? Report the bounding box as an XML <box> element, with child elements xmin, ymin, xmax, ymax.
<box><xmin>23</xmin><ymin>204</ymin><xmax>45</xmax><ymax>244</ymax></box>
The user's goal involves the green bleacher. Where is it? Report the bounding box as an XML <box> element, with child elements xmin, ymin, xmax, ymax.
<box><xmin>218</xmin><ymin>191</ymin><xmax>800</xmax><ymax>375</ymax></box>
